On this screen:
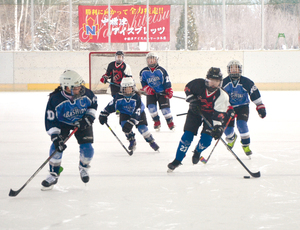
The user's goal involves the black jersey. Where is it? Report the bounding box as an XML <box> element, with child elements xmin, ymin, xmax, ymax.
<box><xmin>184</xmin><ymin>78</ymin><xmax>229</xmax><ymax>126</ymax></box>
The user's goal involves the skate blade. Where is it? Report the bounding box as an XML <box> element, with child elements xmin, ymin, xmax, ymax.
<box><xmin>167</xmin><ymin>168</ymin><xmax>174</xmax><ymax>173</ymax></box>
<box><xmin>41</xmin><ymin>185</ymin><xmax>54</xmax><ymax>191</ymax></box>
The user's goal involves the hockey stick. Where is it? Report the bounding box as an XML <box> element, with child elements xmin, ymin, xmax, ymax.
<box><xmin>9</xmin><ymin>127</ymin><xmax>78</xmax><ymax>197</ymax></box>
<box><xmin>139</xmin><ymin>90</ymin><xmax>185</xmax><ymax>100</ymax></box>
<box><xmin>105</xmin><ymin>123</ymin><xmax>133</xmax><ymax>156</ymax></box>
<box><xmin>200</xmin><ymin>115</ymin><xmax>234</xmax><ymax>164</ymax></box>
<box><xmin>198</xmin><ymin>112</ymin><xmax>260</xmax><ymax>178</ymax></box>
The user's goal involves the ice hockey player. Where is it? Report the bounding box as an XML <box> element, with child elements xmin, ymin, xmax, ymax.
<box><xmin>43</xmin><ymin>70</ymin><xmax>98</xmax><ymax>190</ymax></box>
<box><xmin>100</xmin><ymin>51</ymin><xmax>132</xmax><ymax>98</ymax></box>
<box><xmin>99</xmin><ymin>77</ymin><xmax>159</xmax><ymax>153</ymax></box>
<box><xmin>139</xmin><ymin>52</ymin><xmax>175</xmax><ymax>131</ymax></box>
<box><xmin>168</xmin><ymin>67</ymin><xmax>230</xmax><ymax>172</ymax></box>
<box><xmin>222</xmin><ymin>60</ymin><xmax>266</xmax><ymax>157</ymax></box>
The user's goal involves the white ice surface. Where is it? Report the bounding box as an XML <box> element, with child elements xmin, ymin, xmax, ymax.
<box><xmin>1</xmin><ymin>91</ymin><xmax>300</xmax><ymax>230</ymax></box>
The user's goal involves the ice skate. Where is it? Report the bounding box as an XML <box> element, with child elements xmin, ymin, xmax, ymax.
<box><xmin>154</xmin><ymin>120</ymin><xmax>161</xmax><ymax>131</ymax></box>
<box><xmin>226</xmin><ymin>133</ymin><xmax>237</xmax><ymax>149</ymax></box>
<box><xmin>79</xmin><ymin>165</ymin><xmax>90</xmax><ymax>183</ymax></box>
<box><xmin>242</xmin><ymin>145</ymin><xmax>252</xmax><ymax>159</ymax></box>
<box><xmin>192</xmin><ymin>150</ymin><xmax>201</xmax><ymax>164</ymax></box>
<box><xmin>167</xmin><ymin>159</ymin><xmax>182</xmax><ymax>173</ymax></box>
<box><xmin>41</xmin><ymin>172</ymin><xmax>58</xmax><ymax>191</ymax></box>
<box><xmin>150</xmin><ymin>141</ymin><xmax>159</xmax><ymax>151</ymax></box>
<box><xmin>128</xmin><ymin>139</ymin><xmax>136</xmax><ymax>151</ymax></box>
<box><xmin>167</xmin><ymin>121</ymin><xmax>175</xmax><ymax>131</ymax></box>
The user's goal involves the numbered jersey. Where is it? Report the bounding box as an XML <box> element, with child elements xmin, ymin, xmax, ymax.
<box><xmin>103</xmin><ymin>93</ymin><xmax>145</xmax><ymax>124</ymax></box>
<box><xmin>45</xmin><ymin>88</ymin><xmax>97</xmax><ymax>136</ymax></box>
<box><xmin>139</xmin><ymin>65</ymin><xmax>172</xmax><ymax>93</ymax></box>
<box><xmin>222</xmin><ymin>75</ymin><xmax>262</xmax><ymax>107</ymax></box>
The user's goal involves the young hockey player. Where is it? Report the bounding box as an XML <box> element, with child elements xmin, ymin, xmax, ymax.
<box><xmin>100</xmin><ymin>51</ymin><xmax>132</xmax><ymax>98</ymax></box>
<box><xmin>222</xmin><ymin>60</ymin><xmax>266</xmax><ymax>157</ymax></box>
<box><xmin>99</xmin><ymin>77</ymin><xmax>159</xmax><ymax>153</ymax></box>
<box><xmin>43</xmin><ymin>70</ymin><xmax>98</xmax><ymax>190</ymax></box>
<box><xmin>139</xmin><ymin>52</ymin><xmax>175</xmax><ymax>131</ymax></box>
<box><xmin>168</xmin><ymin>67</ymin><xmax>230</xmax><ymax>172</ymax></box>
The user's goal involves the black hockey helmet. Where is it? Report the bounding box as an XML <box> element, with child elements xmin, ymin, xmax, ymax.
<box><xmin>115</xmin><ymin>51</ymin><xmax>124</xmax><ymax>64</ymax></box>
<box><xmin>227</xmin><ymin>60</ymin><xmax>242</xmax><ymax>80</ymax></box>
<box><xmin>205</xmin><ymin>67</ymin><xmax>223</xmax><ymax>93</ymax></box>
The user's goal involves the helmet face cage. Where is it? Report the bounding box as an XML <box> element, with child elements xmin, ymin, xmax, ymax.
<box><xmin>227</xmin><ymin>60</ymin><xmax>242</xmax><ymax>80</ymax></box>
<box><xmin>115</xmin><ymin>51</ymin><xmax>124</xmax><ymax>65</ymax></box>
<box><xmin>205</xmin><ymin>67</ymin><xmax>223</xmax><ymax>93</ymax></box>
<box><xmin>146</xmin><ymin>52</ymin><xmax>159</xmax><ymax>68</ymax></box>
<box><xmin>120</xmin><ymin>77</ymin><xmax>135</xmax><ymax>97</ymax></box>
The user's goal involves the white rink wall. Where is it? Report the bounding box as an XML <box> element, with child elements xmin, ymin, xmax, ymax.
<box><xmin>1</xmin><ymin>50</ymin><xmax>300</xmax><ymax>91</ymax></box>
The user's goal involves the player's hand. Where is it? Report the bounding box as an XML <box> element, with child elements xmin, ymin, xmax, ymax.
<box><xmin>99</xmin><ymin>112</ymin><xmax>108</xmax><ymax>125</ymax></box>
<box><xmin>211</xmin><ymin>125</ymin><xmax>224</xmax><ymax>140</ymax></box>
<box><xmin>142</xmin><ymin>85</ymin><xmax>155</xmax><ymax>95</ymax></box>
<box><xmin>51</xmin><ymin>134</ymin><xmax>67</xmax><ymax>152</ymax></box>
<box><xmin>100</xmin><ymin>75</ymin><xmax>108</xmax><ymax>84</ymax></box>
<box><xmin>122</xmin><ymin>120</ymin><xmax>135</xmax><ymax>133</ymax></box>
<box><xmin>227</xmin><ymin>106</ymin><xmax>235</xmax><ymax>119</ymax></box>
<box><xmin>256</xmin><ymin>104</ymin><xmax>266</xmax><ymax>118</ymax></box>
<box><xmin>78</xmin><ymin>115</ymin><xmax>94</xmax><ymax>130</ymax></box>
<box><xmin>164</xmin><ymin>88</ymin><xmax>173</xmax><ymax>99</ymax></box>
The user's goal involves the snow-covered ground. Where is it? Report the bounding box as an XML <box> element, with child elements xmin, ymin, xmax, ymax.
<box><xmin>1</xmin><ymin>91</ymin><xmax>300</xmax><ymax>230</ymax></box>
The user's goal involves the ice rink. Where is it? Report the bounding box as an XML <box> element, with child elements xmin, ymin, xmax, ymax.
<box><xmin>1</xmin><ymin>90</ymin><xmax>300</xmax><ymax>230</ymax></box>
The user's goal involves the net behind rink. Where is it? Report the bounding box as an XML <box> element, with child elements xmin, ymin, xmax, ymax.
<box><xmin>89</xmin><ymin>51</ymin><xmax>148</xmax><ymax>94</ymax></box>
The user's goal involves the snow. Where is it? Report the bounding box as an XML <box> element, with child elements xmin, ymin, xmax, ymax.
<box><xmin>1</xmin><ymin>91</ymin><xmax>300</xmax><ymax>230</ymax></box>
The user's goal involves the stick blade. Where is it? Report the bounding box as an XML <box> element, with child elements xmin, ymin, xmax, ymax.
<box><xmin>9</xmin><ymin>189</ymin><xmax>20</xmax><ymax>197</ymax></box>
<box><xmin>250</xmin><ymin>171</ymin><xmax>261</xmax><ymax>178</ymax></box>
<box><xmin>199</xmin><ymin>156</ymin><xmax>207</xmax><ymax>164</ymax></box>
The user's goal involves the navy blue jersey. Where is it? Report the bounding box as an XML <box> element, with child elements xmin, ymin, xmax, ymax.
<box><xmin>45</xmin><ymin>88</ymin><xmax>97</xmax><ymax>136</ymax></box>
<box><xmin>139</xmin><ymin>66</ymin><xmax>172</xmax><ymax>93</ymax></box>
<box><xmin>222</xmin><ymin>76</ymin><xmax>262</xmax><ymax>108</ymax></box>
<box><xmin>103</xmin><ymin>93</ymin><xmax>145</xmax><ymax>124</ymax></box>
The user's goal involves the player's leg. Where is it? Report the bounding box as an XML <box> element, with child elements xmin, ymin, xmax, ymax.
<box><xmin>158</xmin><ymin>96</ymin><xmax>175</xmax><ymax>130</ymax></box>
<box><xmin>146</xmin><ymin>95</ymin><xmax>161</xmax><ymax>131</ymax></box>
<box><xmin>136</xmin><ymin>112</ymin><xmax>159</xmax><ymax>151</ymax></box>
<box><xmin>236</xmin><ymin>106</ymin><xmax>252</xmax><ymax>156</ymax></box>
<box><xmin>76</xmin><ymin>126</ymin><xmax>94</xmax><ymax>183</ymax></box>
<box><xmin>224</xmin><ymin>118</ymin><xmax>237</xmax><ymax>149</ymax></box>
<box><xmin>120</xmin><ymin>114</ymin><xmax>136</xmax><ymax>151</ymax></box>
<box><xmin>168</xmin><ymin>112</ymin><xmax>201</xmax><ymax>171</ymax></box>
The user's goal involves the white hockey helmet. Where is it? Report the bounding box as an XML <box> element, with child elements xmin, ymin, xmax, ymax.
<box><xmin>120</xmin><ymin>77</ymin><xmax>135</xmax><ymax>97</ymax></box>
<box><xmin>59</xmin><ymin>70</ymin><xmax>85</xmax><ymax>97</ymax></box>
<box><xmin>227</xmin><ymin>60</ymin><xmax>242</xmax><ymax>80</ymax></box>
<box><xmin>146</xmin><ymin>52</ymin><xmax>159</xmax><ymax>68</ymax></box>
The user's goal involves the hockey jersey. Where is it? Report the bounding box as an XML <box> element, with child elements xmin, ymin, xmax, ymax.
<box><xmin>139</xmin><ymin>66</ymin><xmax>172</xmax><ymax>93</ymax></box>
<box><xmin>45</xmin><ymin>88</ymin><xmax>97</xmax><ymax>136</ymax></box>
<box><xmin>185</xmin><ymin>78</ymin><xmax>229</xmax><ymax>126</ymax></box>
<box><xmin>222</xmin><ymin>76</ymin><xmax>262</xmax><ymax>107</ymax></box>
<box><xmin>102</xmin><ymin>93</ymin><xmax>145</xmax><ymax>124</ymax></box>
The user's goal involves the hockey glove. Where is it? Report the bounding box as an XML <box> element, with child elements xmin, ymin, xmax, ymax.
<box><xmin>100</xmin><ymin>75</ymin><xmax>108</xmax><ymax>84</ymax></box>
<box><xmin>256</xmin><ymin>104</ymin><xmax>266</xmax><ymax>118</ymax></box>
<box><xmin>99</xmin><ymin>111</ymin><xmax>109</xmax><ymax>125</ymax></box>
<box><xmin>122</xmin><ymin>119</ymin><xmax>135</xmax><ymax>133</ymax></box>
<box><xmin>227</xmin><ymin>106</ymin><xmax>235</xmax><ymax>119</ymax></box>
<box><xmin>51</xmin><ymin>134</ymin><xmax>67</xmax><ymax>152</ymax></box>
<box><xmin>78</xmin><ymin>115</ymin><xmax>94</xmax><ymax>130</ymax></box>
<box><xmin>211</xmin><ymin>125</ymin><xmax>224</xmax><ymax>140</ymax></box>
<box><xmin>142</xmin><ymin>85</ymin><xmax>155</xmax><ymax>95</ymax></box>
<box><xmin>164</xmin><ymin>88</ymin><xmax>173</xmax><ymax>99</ymax></box>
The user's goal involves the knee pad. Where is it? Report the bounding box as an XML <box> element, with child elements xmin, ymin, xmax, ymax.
<box><xmin>148</xmin><ymin>104</ymin><xmax>159</xmax><ymax>119</ymax></box>
<box><xmin>49</xmin><ymin>143</ymin><xmax>63</xmax><ymax>167</ymax></box>
<box><xmin>195</xmin><ymin>133</ymin><xmax>212</xmax><ymax>153</ymax></box>
<box><xmin>79</xmin><ymin>143</ymin><xmax>94</xmax><ymax>166</ymax></box>
<box><xmin>224</xmin><ymin>126</ymin><xmax>234</xmax><ymax>136</ymax></box>
<box><xmin>137</xmin><ymin>125</ymin><xmax>152</xmax><ymax>141</ymax></box>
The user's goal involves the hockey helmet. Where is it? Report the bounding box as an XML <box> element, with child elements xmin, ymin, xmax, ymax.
<box><xmin>115</xmin><ymin>51</ymin><xmax>124</xmax><ymax>65</ymax></box>
<box><xmin>205</xmin><ymin>67</ymin><xmax>223</xmax><ymax>93</ymax></box>
<box><xmin>146</xmin><ymin>52</ymin><xmax>159</xmax><ymax>68</ymax></box>
<box><xmin>227</xmin><ymin>60</ymin><xmax>242</xmax><ymax>80</ymax></box>
<box><xmin>120</xmin><ymin>77</ymin><xmax>135</xmax><ymax>97</ymax></box>
<box><xmin>59</xmin><ymin>70</ymin><xmax>85</xmax><ymax>98</ymax></box>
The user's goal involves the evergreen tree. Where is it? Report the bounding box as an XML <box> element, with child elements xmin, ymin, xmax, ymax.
<box><xmin>176</xmin><ymin>5</ymin><xmax>199</xmax><ymax>50</ymax></box>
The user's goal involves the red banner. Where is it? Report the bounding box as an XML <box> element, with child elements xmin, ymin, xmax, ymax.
<box><xmin>78</xmin><ymin>5</ymin><xmax>170</xmax><ymax>43</ymax></box>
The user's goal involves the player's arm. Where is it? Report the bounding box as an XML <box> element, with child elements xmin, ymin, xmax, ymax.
<box><xmin>77</xmin><ymin>91</ymin><xmax>98</xmax><ymax>130</ymax></box>
<box><xmin>140</xmin><ymin>70</ymin><xmax>155</xmax><ymax>95</ymax></box>
<box><xmin>98</xmin><ymin>98</ymin><xmax>116</xmax><ymax>125</ymax></box>
<box><xmin>124</xmin><ymin>64</ymin><xmax>132</xmax><ymax>77</ymax></box>
<box><xmin>100</xmin><ymin>63</ymin><xmax>113</xmax><ymax>83</ymax></box>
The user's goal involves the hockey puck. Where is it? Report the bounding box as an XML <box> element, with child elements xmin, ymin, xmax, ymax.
<box><xmin>243</xmin><ymin>176</ymin><xmax>251</xmax><ymax>179</ymax></box>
